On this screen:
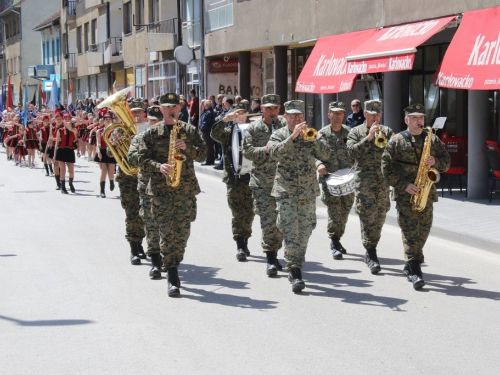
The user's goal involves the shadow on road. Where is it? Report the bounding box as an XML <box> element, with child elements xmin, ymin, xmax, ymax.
<box><xmin>178</xmin><ymin>264</ymin><xmax>279</xmax><ymax>309</ymax></box>
<box><xmin>0</xmin><ymin>254</ymin><xmax>17</xmax><ymax>257</ymax></box>
<box><xmin>424</xmin><ymin>273</ymin><xmax>500</xmax><ymax>301</ymax></box>
<box><xmin>0</xmin><ymin>314</ymin><xmax>94</xmax><ymax>327</ymax></box>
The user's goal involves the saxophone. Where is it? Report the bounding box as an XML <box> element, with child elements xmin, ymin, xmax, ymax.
<box><xmin>410</xmin><ymin>126</ymin><xmax>440</xmax><ymax>212</ymax></box>
<box><xmin>166</xmin><ymin>116</ymin><xmax>187</xmax><ymax>188</ymax></box>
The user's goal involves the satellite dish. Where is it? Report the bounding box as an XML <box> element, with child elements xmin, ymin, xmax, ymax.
<box><xmin>174</xmin><ymin>45</ymin><xmax>195</xmax><ymax>65</ymax></box>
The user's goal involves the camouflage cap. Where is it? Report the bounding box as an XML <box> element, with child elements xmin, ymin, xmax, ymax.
<box><xmin>129</xmin><ymin>100</ymin><xmax>144</xmax><ymax>111</ymax></box>
<box><xmin>284</xmin><ymin>100</ymin><xmax>305</xmax><ymax>114</ymax></box>
<box><xmin>231</xmin><ymin>102</ymin><xmax>248</xmax><ymax>112</ymax></box>
<box><xmin>147</xmin><ymin>106</ymin><xmax>164</xmax><ymax>120</ymax></box>
<box><xmin>240</xmin><ymin>99</ymin><xmax>249</xmax><ymax>105</ymax></box>
<box><xmin>364</xmin><ymin>100</ymin><xmax>382</xmax><ymax>114</ymax></box>
<box><xmin>261</xmin><ymin>94</ymin><xmax>280</xmax><ymax>107</ymax></box>
<box><xmin>405</xmin><ymin>103</ymin><xmax>425</xmax><ymax>116</ymax></box>
<box><xmin>160</xmin><ymin>93</ymin><xmax>180</xmax><ymax>107</ymax></box>
<box><xmin>329</xmin><ymin>101</ymin><xmax>346</xmax><ymax>112</ymax></box>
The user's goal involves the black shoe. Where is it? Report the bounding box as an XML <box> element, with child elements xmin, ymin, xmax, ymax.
<box><xmin>137</xmin><ymin>243</ymin><xmax>147</xmax><ymax>259</ymax></box>
<box><xmin>167</xmin><ymin>267</ymin><xmax>181</xmax><ymax>297</ymax></box>
<box><xmin>244</xmin><ymin>238</ymin><xmax>251</xmax><ymax>256</ymax></box>
<box><xmin>55</xmin><ymin>175</ymin><xmax>61</xmax><ymax>190</ymax></box>
<box><xmin>408</xmin><ymin>261</ymin><xmax>425</xmax><ymax>290</ymax></box>
<box><xmin>266</xmin><ymin>251</ymin><xmax>278</xmax><ymax>277</ymax></box>
<box><xmin>110</xmin><ymin>180</ymin><xmax>115</xmax><ymax>191</ymax></box>
<box><xmin>288</xmin><ymin>268</ymin><xmax>306</xmax><ymax>293</ymax></box>
<box><xmin>364</xmin><ymin>249</ymin><xmax>381</xmax><ymax>274</ymax></box>
<box><xmin>403</xmin><ymin>264</ymin><xmax>411</xmax><ymax>281</ymax></box>
<box><xmin>60</xmin><ymin>180</ymin><xmax>69</xmax><ymax>194</ymax></box>
<box><xmin>236</xmin><ymin>237</ymin><xmax>247</xmax><ymax>261</ymax></box>
<box><xmin>213</xmin><ymin>165</ymin><xmax>223</xmax><ymax>170</ymax></box>
<box><xmin>129</xmin><ymin>242</ymin><xmax>141</xmax><ymax>265</ymax></box>
<box><xmin>149</xmin><ymin>253</ymin><xmax>162</xmax><ymax>279</ymax></box>
<box><xmin>331</xmin><ymin>237</ymin><xmax>344</xmax><ymax>260</ymax></box>
<box><xmin>100</xmin><ymin>181</ymin><xmax>106</xmax><ymax>198</ymax></box>
<box><xmin>69</xmin><ymin>178</ymin><xmax>75</xmax><ymax>193</ymax></box>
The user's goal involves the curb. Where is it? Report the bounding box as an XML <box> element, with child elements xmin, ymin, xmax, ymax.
<box><xmin>194</xmin><ymin>162</ymin><xmax>500</xmax><ymax>255</ymax></box>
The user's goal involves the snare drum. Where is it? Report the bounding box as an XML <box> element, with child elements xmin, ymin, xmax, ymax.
<box><xmin>231</xmin><ymin>123</ymin><xmax>252</xmax><ymax>175</ymax></box>
<box><xmin>325</xmin><ymin>168</ymin><xmax>355</xmax><ymax>196</ymax></box>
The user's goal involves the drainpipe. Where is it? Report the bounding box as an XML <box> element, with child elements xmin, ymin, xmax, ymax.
<box><xmin>199</xmin><ymin>0</ymin><xmax>204</xmax><ymax>99</ymax></box>
<box><xmin>106</xmin><ymin>1</ymin><xmax>112</xmax><ymax>95</ymax></box>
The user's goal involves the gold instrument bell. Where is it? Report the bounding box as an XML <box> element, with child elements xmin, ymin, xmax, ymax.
<box><xmin>374</xmin><ymin>130</ymin><xmax>388</xmax><ymax>148</ymax></box>
<box><xmin>98</xmin><ymin>87</ymin><xmax>138</xmax><ymax>176</ymax></box>
<box><xmin>302</xmin><ymin>127</ymin><xmax>318</xmax><ymax>141</ymax></box>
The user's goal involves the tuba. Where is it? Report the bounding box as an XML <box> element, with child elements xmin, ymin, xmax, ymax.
<box><xmin>410</xmin><ymin>126</ymin><xmax>440</xmax><ymax>212</ymax></box>
<box><xmin>98</xmin><ymin>87</ymin><xmax>138</xmax><ymax>176</ymax></box>
<box><xmin>166</xmin><ymin>116</ymin><xmax>186</xmax><ymax>188</ymax></box>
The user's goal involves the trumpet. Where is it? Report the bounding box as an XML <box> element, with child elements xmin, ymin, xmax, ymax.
<box><xmin>302</xmin><ymin>127</ymin><xmax>318</xmax><ymax>141</ymax></box>
<box><xmin>374</xmin><ymin>130</ymin><xmax>387</xmax><ymax>148</ymax></box>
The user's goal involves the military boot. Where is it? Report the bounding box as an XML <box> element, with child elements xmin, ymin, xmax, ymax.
<box><xmin>408</xmin><ymin>261</ymin><xmax>425</xmax><ymax>290</ymax></box>
<box><xmin>364</xmin><ymin>248</ymin><xmax>381</xmax><ymax>274</ymax></box>
<box><xmin>235</xmin><ymin>237</ymin><xmax>247</xmax><ymax>261</ymax></box>
<box><xmin>137</xmin><ymin>242</ymin><xmax>147</xmax><ymax>259</ymax></box>
<box><xmin>288</xmin><ymin>268</ymin><xmax>306</xmax><ymax>293</ymax></box>
<box><xmin>275</xmin><ymin>252</ymin><xmax>283</xmax><ymax>271</ymax></box>
<box><xmin>149</xmin><ymin>253</ymin><xmax>162</xmax><ymax>279</ymax></box>
<box><xmin>55</xmin><ymin>175</ymin><xmax>61</xmax><ymax>190</ymax></box>
<box><xmin>244</xmin><ymin>238</ymin><xmax>251</xmax><ymax>256</ymax></box>
<box><xmin>69</xmin><ymin>178</ymin><xmax>76</xmax><ymax>193</ymax></box>
<box><xmin>266</xmin><ymin>251</ymin><xmax>278</xmax><ymax>277</ymax></box>
<box><xmin>129</xmin><ymin>242</ymin><xmax>141</xmax><ymax>265</ymax></box>
<box><xmin>167</xmin><ymin>267</ymin><xmax>181</xmax><ymax>297</ymax></box>
<box><xmin>331</xmin><ymin>236</ymin><xmax>346</xmax><ymax>260</ymax></box>
<box><xmin>403</xmin><ymin>263</ymin><xmax>411</xmax><ymax>280</ymax></box>
<box><xmin>60</xmin><ymin>180</ymin><xmax>69</xmax><ymax>194</ymax></box>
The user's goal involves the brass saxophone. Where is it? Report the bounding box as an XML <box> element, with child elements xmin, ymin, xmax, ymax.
<box><xmin>410</xmin><ymin>126</ymin><xmax>440</xmax><ymax>212</ymax></box>
<box><xmin>166</xmin><ymin>116</ymin><xmax>186</xmax><ymax>188</ymax></box>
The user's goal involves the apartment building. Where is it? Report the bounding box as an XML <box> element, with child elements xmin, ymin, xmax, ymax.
<box><xmin>0</xmin><ymin>0</ymin><xmax>60</xmax><ymax>104</ymax></box>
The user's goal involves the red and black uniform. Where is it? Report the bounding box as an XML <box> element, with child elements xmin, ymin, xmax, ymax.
<box><xmin>45</xmin><ymin>125</ymin><xmax>60</xmax><ymax>159</ymax></box>
<box><xmin>40</xmin><ymin>125</ymin><xmax>51</xmax><ymax>153</ymax></box>
<box><xmin>82</xmin><ymin>121</ymin><xmax>91</xmax><ymax>142</ymax></box>
<box><xmin>14</xmin><ymin>136</ymin><xmax>27</xmax><ymax>156</ymax></box>
<box><xmin>25</xmin><ymin>127</ymin><xmax>39</xmax><ymax>149</ymax></box>
<box><xmin>77</xmin><ymin>123</ymin><xmax>86</xmax><ymax>139</ymax></box>
<box><xmin>95</xmin><ymin>129</ymin><xmax>116</xmax><ymax>164</ymax></box>
<box><xmin>55</xmin><ymin>127</ymin><xmax>76</xmax><ymax>163</ymax></box>
<box><xmin>5</xmin><ymin>124</ymin><xmax>19</xmax><ymax>148</ymax></box>
<box><xmin>89</xmin><ymin>125</ymin><xmax>99</xmax><ymax>146</ymax></box>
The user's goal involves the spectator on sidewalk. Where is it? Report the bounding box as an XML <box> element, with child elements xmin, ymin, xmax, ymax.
<box><xmin>346</xmin><ymin>99</ymin><xmax>365</xmax><ymax>128</ymax></box>
<box><xmin>188</xmin><ymin>89</ymin><xmax>199</xmax><ymax>127</ymax></box>
<box><xmin>200</xmin><ymin>100</ymin><xmax>216</xmax><ymax>165</ymax></box>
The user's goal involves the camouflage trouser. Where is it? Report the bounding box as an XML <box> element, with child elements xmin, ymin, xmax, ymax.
<box><xmin>118</xmin><ymin>175</ymin><xmax>145</xmax><ymax>243</ymax></box>
<box><xmin>396</xmin><ymin>199</ymin><xmax>433</xmax><ymax>263</ymax></box>
<box><xmin>355</xmin><ymin>186</ymin><xmax>390</xmax><ymax>250</ymax></box>
<box><xmin>227</xmin><ymin>179</ymin><xmax>254</xmax><ymax>240</ymax></box>
<box><xmin>252</xmin><ymin>187</ymin><xmax>283</xmax><ymax>253</ymax></box>
<box><xmin>152</xmin><ymin>192</ymin><xmax>197</xmax><ymax>268</ymax></box>
<box><xmin>276</xmin><ymin>197</ymin><xmax>317</xmax><ymax>270</ymax></box>
<box><xmin>139</xmin><ymin>192</ymin><xmax>160</xmax><ymax>256</ymax></box>
<box><xmin>322</xmin><ymin>190</ymin><xmax>355</xmax><ymax>239</ymax></box>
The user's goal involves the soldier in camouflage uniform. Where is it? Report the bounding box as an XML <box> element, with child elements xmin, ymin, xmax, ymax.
<box><xmin>210</xmin><ymin>102</ymin><xmax>255</xmax><ymax>261</ymax></box>
<box><xmin>108</xmin><ymin>100</ymin><xmax>146</xmax><ymax>265</ymax></box>
<box><xmin>137</xmin><ymin>93</ymin><xmax>207</xmax><ymax>297</ymax></box>
<box><xmin>127</xmin><ymin>105</ymin><xmax>163</xmax><ymax>279</ymax></box>
<box><xmin>382</xmin><ymin>104</ymin><xmax>450</xmax><ymax>290</ymax></box>
<box><xmin>316</xmin><ymin>102</ymin><xmax>355</xmax><ymax>260</ymax></box>
<box><xmin>346</xmin><ymin>100</ymin><xmax>393</xmax><ymax>274</ymax></box>
<box><xmin>267</xmin><ymin>100</ymin><xmax>330</xmax><ymax>293</ymax></box>
<box><xmin>242</xmin><ymin>94</ymin><xmax>287</xmax><ymax>277</ymax></box>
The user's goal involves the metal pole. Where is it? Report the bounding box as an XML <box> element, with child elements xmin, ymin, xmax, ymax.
<box><xmin>199</xmin><ymin>0</ymin><xmax>205</xmax><ymax>99</ymax></box>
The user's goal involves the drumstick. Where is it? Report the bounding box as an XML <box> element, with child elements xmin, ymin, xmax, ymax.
<box><xmin>327</xmin><ymin>167</ymin><xmax>354</xmax><ymax>177</ymax></box>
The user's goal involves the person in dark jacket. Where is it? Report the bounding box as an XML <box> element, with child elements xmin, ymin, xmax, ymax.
<box><xmin>199</xmin><ymin>100</ymin><xmax>216</xmax><ymax>165</ymax></box>
<box><xmin>178</xmin><ymin>100</ymin><xmax>189</xmax><ymax>123</ymax></box>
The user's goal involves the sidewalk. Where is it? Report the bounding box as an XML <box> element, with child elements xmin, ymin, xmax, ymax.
<box><xmin>194</xmin><ymin>162</ymin><xmax>500</xmax><ymax>254</ymax></box>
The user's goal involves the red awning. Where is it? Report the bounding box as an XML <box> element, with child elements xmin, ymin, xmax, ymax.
<box><xmin>435</xmin><ymin>7</ymin><xmax>500</xmax><ymax>90</ymax></box>
<box><xmin>346</xmin><ymin>16</ymin><xmax>455</xmax><ymax>73</ymax></box>
<box><xmin>295</xmin><ymin>29</ymin><xmax>378</xmax><ymax>94</ymax></box>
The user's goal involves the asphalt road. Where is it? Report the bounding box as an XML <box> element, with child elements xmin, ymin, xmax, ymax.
<box><xmin>1</xmin><ymin>152</ymin><xmax>499</xmax><ymax>375</ymax></box>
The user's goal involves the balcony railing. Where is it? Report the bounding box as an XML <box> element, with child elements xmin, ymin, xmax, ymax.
<box><xmin>64</xmin><ymin>0</ymin><xmax>77</xmax><ymax>16</ymax></box>
<box><xmin>65</xmin><ymin>53</ymin><xmax>77</xmax><ymax>68</ymax></box>
<box><xmin>87</xmin><ymin>43</ymin><xmax>105</xmax><ymax>53</ymax></box>
<box><xmin>182</xmin><ymin>19</ymin><xmax>200</xmax><ymax>47</ymax></box>
<box><xmin>147</xmin><ymin>17</ymin><xmax>178</xmax><ymax>34</ymax></box>
<box><xmin>104</xmin><ymin>37</ymin><xmax>122</xmax><ymax>56</ymax></box>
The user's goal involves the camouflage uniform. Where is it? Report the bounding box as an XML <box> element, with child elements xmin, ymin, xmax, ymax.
<box><xmin>316</xmin><ymin>124</ymin><xmax>355</xmax><ymax>239</ymax></box>
<box><xmin>268</xmin><ymin>126</ymin><xmax>330</xmax><ymax>269</ymax></box>
<box><xmin>137</xmin><ymin>120</ymin><xmax>207</xmax><ymax>268</ymax></box>
<box><xmin>128</xmin><ymin>134</ymin><xmax>160</xmax><ymax>256</ymax></box>
<box><xmin>115</xmin><ymin>166</ymin><xmax>145</xmax><ymax>243</ymax></box>
<box><xmin>210</xmin><ymin>118</ymin><xmax>254</xmax><ymax>241</ymax></box>
<box><xmin>347</xmin><ymin>118</ymin><xmax>393</xmax><ymax>251</ymax></box>
<box><xmin>382</xmin><ymin>123</ymin><xmax>450</xmax><ymax>263</ymax></box>
<box><xmin>242</xmin><ymin>114</ymin><xmax>287</xmax><ymax>253</ymax></box>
